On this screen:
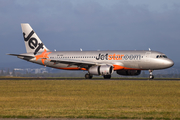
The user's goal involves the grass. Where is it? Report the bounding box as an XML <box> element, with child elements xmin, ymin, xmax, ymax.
<box><xmin>0</xmin><ymin>80</ymin><xmax>179</xmax><ymax>119</ymax></box>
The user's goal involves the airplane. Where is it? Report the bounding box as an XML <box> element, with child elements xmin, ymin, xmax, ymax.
<box><xmin>8</xmin><ymin>23</ymin><xmax>174</xmax><ymax>79</ymax></box>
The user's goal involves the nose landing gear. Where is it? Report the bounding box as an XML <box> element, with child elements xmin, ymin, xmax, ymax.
<box><xmin>149</xmin><ymin>70</ymin><xmax>154</xmax><ymax>79</ymax></box>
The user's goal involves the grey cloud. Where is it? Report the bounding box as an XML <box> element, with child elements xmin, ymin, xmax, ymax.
<box><xmin>0</xmin><ymin>0</ymin><xmax>180</xmax><ymax>64</ymax></box>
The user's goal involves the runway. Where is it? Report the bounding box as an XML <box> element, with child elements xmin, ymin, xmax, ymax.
<box><xmin>0</xmin><ymin>77</ymin><xmax>179</xmax><ymax>80</ymax></box>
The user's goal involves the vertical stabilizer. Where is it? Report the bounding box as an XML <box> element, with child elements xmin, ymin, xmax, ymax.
<box><xmin>21</xmin><ymin>23</ymin><xmax>49</xmax><ymax>55</ymax></box>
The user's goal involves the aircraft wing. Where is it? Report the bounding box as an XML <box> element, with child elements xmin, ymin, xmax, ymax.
<box><xmin>50</xmin><ymin>59</ymin><xmax>98</xmax><ymax>68</ymax></box>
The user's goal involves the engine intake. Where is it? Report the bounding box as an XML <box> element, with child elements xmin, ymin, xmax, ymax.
<box><xmin>88</xmin><ymin>65</ymin><xmax>114</xmax><ymax>75</ymax></box>
<box><xmin>116</xmin><ymin>70</ymin><xmax>141</xmax><ymax>76</ymax></box>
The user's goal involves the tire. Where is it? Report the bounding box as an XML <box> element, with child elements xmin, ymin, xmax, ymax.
<box><xmin>103</xmin><ymin>75</ymin><xmax>111</xmax><ymax>79</ymax></box>
<box><xmin>85</xmin><ymin>73</ymin><xmax>93</xmax><ymax>79</ymax></box>
<box><xmin>149</xmin><ymin>75</ymin><xmax>154</xmax><ymax>79</ymax></box>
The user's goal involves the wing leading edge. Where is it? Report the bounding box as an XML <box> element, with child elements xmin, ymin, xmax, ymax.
<box><xmin>50</xmin><ymin>59</ymin><xmax>97</xmax><ymax>68</ymax></box>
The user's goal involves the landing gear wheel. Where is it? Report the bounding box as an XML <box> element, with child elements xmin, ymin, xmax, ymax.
<box><xmin>85</xmin><ymin>73</ymin><xmax>93</xmax><ymax>79</ymax></box>
<box><xmin>149</xmin><ymin>75</ymin><xmax>154</xmax><ymax>79</ymax></box>
<box><xmin>103</xmin><ymin>75</ymin><xmax>111</xmax><ymax>79</ymax></box>
<box><xmin>149</xmin><ymin>70</ymin><xmax>154</xmax><ymax>79</ymax></box>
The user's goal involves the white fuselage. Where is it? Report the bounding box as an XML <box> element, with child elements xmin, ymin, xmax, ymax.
<box><xmin>21</xmin><ymin>50</ymin><xmax>174</xmax><ymax>71</ymax></box>
<box><xmin>9</xmin><ymin>23</ymin><xmax>174</xmax><ymax>79</ymax></box>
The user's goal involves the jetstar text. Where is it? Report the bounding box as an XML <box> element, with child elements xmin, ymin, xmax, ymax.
<box><xmin>96</xmin><ymin>53</ymin><xmax>141</xmax><ymax>60</ymax></box>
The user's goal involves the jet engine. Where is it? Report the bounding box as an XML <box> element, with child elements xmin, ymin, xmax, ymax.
<box><xmin>116</xmin><ymin>70</ymin><xmax>141</xmax><ymax>76</ymax></box>
<box><xmin>88</xmin><ymin>65</ymin><xmax>114</xmax><ymax>75</ymax></box>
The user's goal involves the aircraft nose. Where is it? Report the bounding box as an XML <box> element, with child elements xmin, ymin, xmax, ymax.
<box><xmin>165</xmin><ymin>59</ymin><xmax>174</xmax><ymax>68</ymax></box>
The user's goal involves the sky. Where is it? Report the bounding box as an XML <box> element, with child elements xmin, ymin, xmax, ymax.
<box><xmin>1</xmin><ymin>0</ymin><xmax>180</xmax><ymax>67</ymax></box>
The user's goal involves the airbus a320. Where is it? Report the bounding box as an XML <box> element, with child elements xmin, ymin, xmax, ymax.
<box><xmin>8</xmin><ymin>23</ymin><xmax>174</xmax><ymax>79</ymax></box>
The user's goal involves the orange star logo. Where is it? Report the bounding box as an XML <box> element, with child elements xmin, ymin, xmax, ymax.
<box><xmin>35</xmin><ymin>49</ymin><xmax>51</xmax><ymax>64</ymax></box>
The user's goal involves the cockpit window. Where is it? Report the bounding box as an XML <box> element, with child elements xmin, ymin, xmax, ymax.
<box><xmin>156</xmin><ymin>55</ymin><xmax>167</xmax><ymax>58</ymax></box>
<box><xmin>163</xmin><ymin>55</ymin><xmax>167</xmax><ymax>58</ymax></box>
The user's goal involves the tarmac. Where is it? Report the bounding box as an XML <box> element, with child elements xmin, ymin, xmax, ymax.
<box><xmin>0</xmin><ymin>77</ymin><xmax>179</xmax><ymax>81</ymax></box>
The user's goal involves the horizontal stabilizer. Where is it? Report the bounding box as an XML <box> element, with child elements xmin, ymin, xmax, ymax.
<box><xmin>8</xmin><ymin>54</ymin><xmax>35</xmax><ymax>61</ymax></box>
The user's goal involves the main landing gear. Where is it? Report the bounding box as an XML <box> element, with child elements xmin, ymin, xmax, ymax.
<box><xmin>85</xmin><ymin>73</ymin><xmax>111</xmax><ymax>79</ymax></box>
<box><xmin>149</xmin><ymin>70</ymin><xmax>154</xmax><ymax>79</ymax></box>
<box><xmin>103</xmin><ymin>75</ymin><xmax>111</xmax><ymax>79</ymax></box>
<box><xmin>85</xmin><ymin>73</ymin><xmax>93</xmax><ymax>79</ymax></box>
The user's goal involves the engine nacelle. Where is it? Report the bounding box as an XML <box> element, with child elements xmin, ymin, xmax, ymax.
<box><xmin>116</xmin><ymin>70</ymin><xmax>141</xmax><ymax>76</ymax></box>
<box><xmin>88</xmin><ymin>65</ymin><xmax>114</xmax><ymax>75</ymax></box>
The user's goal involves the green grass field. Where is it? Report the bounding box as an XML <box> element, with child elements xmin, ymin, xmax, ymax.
<box><xmin>0</xmin><ymin>80</ymin><xmax>179</xmax><ymax>119</ymax></box>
